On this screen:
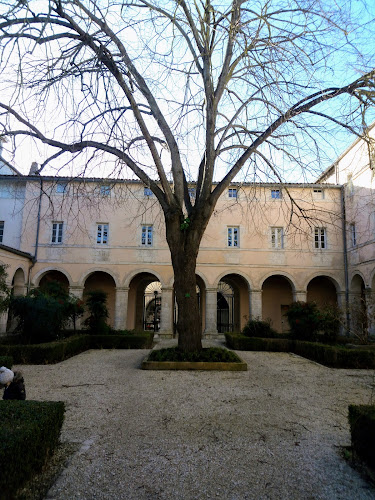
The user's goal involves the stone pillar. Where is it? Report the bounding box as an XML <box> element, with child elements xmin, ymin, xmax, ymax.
<box><xmin>337</xmin><ymin>291</ymin><xmax>348</xmax><ymax>335</ymax></box>
<box><xmin>294</xmin><ymin>290</ymin><xmax>307</xmax><ymax>302</ymax></box>
<box><xmin>203</xmin><ymin>288</ymin><xmax>218</xmax><ymax>338</ymax></box>
<box><xmin>159</xmin><ymin>287</ymin><xmax>173</xmax><ymax>338</ymax></box>
<box><xmin>250</xmin><ymin>289</ymin><xmax>262</xmax><ymax>320</ymax></box>
<box><xmin>114</xmin><ymin>287</ymin><xmax>129</xmax><ymax>331</ymax></box>
<box><xmin>365</xmin><ymin>289</ymin><xmax>375</xmax><ymax>338</ymax></box>
<box><xmin>69</xmin><ymin>286</ymin><xmax>84</xmax><ymax>330</ymax></box>
<box><xmin>0</xmin><ymin>312</ymin><xmax>8</xmax><ymax>335</ymax></box>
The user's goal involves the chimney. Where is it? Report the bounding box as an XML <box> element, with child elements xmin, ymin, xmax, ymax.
<box><xmin>29</xmin><ymin>162</ymin><xmax>39</xmax><ymax>175</ymax></box>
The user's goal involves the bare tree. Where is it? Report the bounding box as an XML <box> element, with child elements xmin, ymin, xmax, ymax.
<box><xmin>0</xmin><ymin>0</ymin><xmax>374</xmax><ymax>351</ymax></box>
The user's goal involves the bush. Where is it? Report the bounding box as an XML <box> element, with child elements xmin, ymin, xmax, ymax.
<box><xmin>0</xmin><ymin>335</ymin><xmax>91</xmax><ymax>364</ymax></box>
<box><xmin>90</xmin><ymin>331</ymin><xmax>154</xmax><ymax>349</ymax></box>
<box><xmin>286</xmin><ymin>301</ymin><xmax>321</xmax><ymax>341</ymax></box>
<box><xmin>241</xmin><ymin>318</ymin><xmax>279</xmax><ymax>338</ymax></box>
<box><xmin>10</xmin><ymin>281</ymin><xmax>84</xmax><ymax>343</ymax></box>
<box><xmin>349</xmin><ymin>405</ymin><xmax>375</xmax><ymax>469</ymax></box>
<box><xmin>225</xmin><ymin>333</ymin><xmax>292</xmax><ymax>352</ymax></box>
<box><xmin>84</xmin><ymin>290</ymin><xmax>110</xmax><ymax>334</ymax></box>
<box><xmin>0</xmin><ymin>400</ymin><xmax>65</xmax><ymax>500</ymax></box>
<box><xmin>0</xmin><ymin>356</ymin><xmax>13</xmax><ymax>369</ymax></box>
<box><xmin>148</xmin><ymin>346</ymin><xmax>242</xmax><ymax>363</ymax></box>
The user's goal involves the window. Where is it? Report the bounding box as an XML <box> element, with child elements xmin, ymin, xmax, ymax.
<box><xmin>56</xmin><ymin>182</ymin><xmax>67</xmax><ymax>194</ymax></box>
<box><xmin>271</xmin><ymin>189</ymin><xmax>281</xmax><ymax>199</ymax></box>
<box><xmin>228</xmin><ymin>188</ymin><xmax>237</xmax><ymax>199</ymax></box>
<box><xmin>100</xmin><ymin>185</ymin><xmax>111</xmax><ymax>197</ymax></box>
<box><xmin>314</xmin><ymin>227</ymin><xmax>326</xmax><ymax>249</ymax></box>
<box><xmin>51</xmin><ymin>222</ymin><xmax>63</xmax><ymax>244</ymax></box>
<box><xmin>0</xmin><ymin>221</ymin><xmax>4</xmax><ymax>243</ymax></box>
<box><xmin>188</xmin><ymin>188</ymin><xmax>196</xmax><ymax>199</ymax></box>
<box><xmin>271</xmin><ymin>227</ymin><xmax>284</xmax><ymax>249</ymax></box>
<box><xmin>97</xmin><ymin>223</ymin><xmax>108</xmax><ymax>244</ymax></box>
<box><xmin>141</xmin><ymin>225</ymin><xmax>153</xmax><ymax>246</ymax></box>
<box><xmin>313</xmin><ymin>188</ymin><xmax>324</xmax><ymax>199</ymax></box>
<box><xmin>144</xmin><ymin>187</ymin><xmax>153</xmax><ymax>197</ymax></box>
<box><xmin>350</xmin><ymin>223</ymin><xmax>357</xmax><ymax>247</ymax></box>
<box><xmin>227</xmin><ymin>226</ymin><xmax>239</xmax><ymax>247</ymax></box>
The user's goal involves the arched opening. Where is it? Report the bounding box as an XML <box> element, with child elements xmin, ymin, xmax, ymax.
<box><xmin>217</xmin><ymin>274</ymin><xmax>250</xmax><ymax>333</ymax></box>
<box><xmin>39</xmin><ymin>270</ymin><xmax>69</xmax><ymax>292</ymax></box>
<box><xmin>262</xmin><ymin>275</ymin><xmax>293</xmax><ymax>333</ymax></box>
<box><xmin>307</xmin><ymin>276</ymin><xmax>338</xmax><ymax>307</ymax></box>
<box><xmin>128</xmin><ymin>272</ymin><xmax>162</xmax><ymax>331</ymax></box>
<box><xmin>83</xmin><ymin>271</ymin><xmax>116</xmax><ymax>328</ymax></box>
<box><xmin>144</xmin><ymin>281</ymin><xmax>162</xmax><ymax>331</ymax></box>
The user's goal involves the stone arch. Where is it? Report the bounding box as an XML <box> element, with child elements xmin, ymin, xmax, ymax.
<box><xmin>123</xmin><ymin>268</ymin><xmax>164</xmax><ymax>288</ymax></box>
<box><xmin>259</xmin><ymin>271</ymin><xmax>297</xmax><ymax>293</ymax></box>
<box><xmin>80</xmin><ymin>267</ymin><xmax>120</xmax><ymax>288</ymax></box>
<box><xmin>214</xmin><ymin>270</ymin><xmax>252</xmax><ymax>290</ymax></box>
<box><xmin>39</xmin><ymin>270</ymin><xmax>70</xmax><ymax>292</ymax></box>
<box><xmin>217</xmin><ymin>273</ymin><xmax>250</xmax><ymax>332</ymax></box>
<box><xmin>261</xmin><ymin>274</ymin><xmax>294</xmax><ymax>333</ymax></box>
<box><xmin>33</xmin><ymin>267</ymin><xmax>72</xmax><ymax>287</ymax></box>
<box><xmin>83</xmin><ymin>271</ymin><xmax>117</xmax><ymax>328</ymax></box>
<box><xmin>306</xmin><ymin>275</ymin><xmax>338</xmax><ymax>308</ymax></box>
<box><xmin>11</xmin><ymin>267</ymin><xmax>26</xmax><ymax>296</ymax></box>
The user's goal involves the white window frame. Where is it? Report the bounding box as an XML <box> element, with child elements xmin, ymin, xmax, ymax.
<box><xmin>0</xmin><ymin>221</ymin><xmax>4</xmax><ymax>243</ymax></box>
<box><xmin>314</xmin><ymin>227</ymin><xmax>326</xmax><ymax>249</ymax></box>
<box><xmin>227</xmin><ymin>226</ymin><xmax>239</xmax><ymax>247</ymax></box>
<box><xmin>144</xmin><ymin>187</ymin><xmax>153</xmax><ymax>197</ymax></box>
<box><xmin>56</xmin><ymin>182</ymin><xmax>67</xmax><ymax>194</ymax></box>
<box><xmin>350</xmin><ymin>223</ymin><xmax>357</xmax><ymax>247</ymax></box>
<box><xmin>313</xmin><ymin>188</ymin><xmax>324</xmax><ymax>200</ymax></box>
<box><xmin>100</xmin><ymin>185</ymin><xmax>111</xmax><ymax>197</ymax></box>
<box><xmin>228</xmin><ymin>187</ymin><xmax>238</xmax><ymax>199</ymax></box>
<box><xmin>51</xmin><ymin>222</ymin><xmax>63</xmax><ymax>244</ymax></box>
<box><xmin>141</xmin><ymin>225</ymin><xmax>153</xmax><ymax>246</ymax></box>
<box><xmin>97</xmin><ymin>223</ymin><xmax>109</xmax><ymax>245</ymax></box>
<box><xmin>271</xmin><ymin>227</ymin><xmax>284</xmax><ymax>249</ymax></box>
<box><xmin>271</xmin><ymin>189</ymin><xmax>281</xmax><ymax>199</ymax></box>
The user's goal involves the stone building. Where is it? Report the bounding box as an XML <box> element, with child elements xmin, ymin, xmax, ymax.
<box><xmin>0</xmin><ymin>131</ymin><xmax>374</xmax><ymax>338</ymax></box>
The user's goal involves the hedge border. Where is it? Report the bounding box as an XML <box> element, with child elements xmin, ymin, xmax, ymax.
<box><xmin>225</xmin><ymin>333</ymin><xmax>375</xmax><ymax>369</ymax></box>
<box><xmin>0</xmin><ymin>400</ymin><xmax>65</xmax><ymax>500</ymax></box>
<box><xmin>349</xmin><ymin>405</ymin><xmax>375</xmax><ymax>469</ymax></box>
<box><xmin>0</xmin><ymin>332</ymin><xmax>154</xmax><ymax>364</ymax></box>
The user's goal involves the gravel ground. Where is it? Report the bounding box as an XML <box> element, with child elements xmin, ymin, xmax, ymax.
<box><xmin>14</xmin><ymin>344</ymin><xmax>375</xmax><ymax>500</ymax></box>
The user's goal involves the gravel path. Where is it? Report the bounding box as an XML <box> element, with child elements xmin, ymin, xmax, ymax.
<box><xmin>15</xmin><ymin>345</ymin><xmax>375</xmax><ymax>500</ymax></box>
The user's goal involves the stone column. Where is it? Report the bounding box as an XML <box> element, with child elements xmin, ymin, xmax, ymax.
<box><xmin>294</xmin><ymin>290</ymin><xmax>307</xmax><ymax>302</ymax></box>
<box><xmin>159</xmin><ymin>287</ymin><xmax>173</xmax><ymax>339</ymax></box>
<box><xmin>114</xmin><ymin>287</ymin><xmax>129</xmax><ymax>331</ymax></box>
<box><xmin>69</xmin><ymin>286</ymin><xmax>84</xmax><ymax>330</ymax></box>
<box><xmin>365</xmin><ymin>289</ymin><xmax>375</xmax><ymax>338</ymax></box>
<box><xmin>0</xmin><ymin>312</ymin><xmax>8</xmax><ymax>335</ymax></box>
<box><xmin>250</xmin><ymin>289</ymin><xmax>262</xmax><ymax>320</ymax></box>
<box><xmin>204</xmin><ymin>288</ymin><xmax>218</xmax><ymax>338</ymax></box>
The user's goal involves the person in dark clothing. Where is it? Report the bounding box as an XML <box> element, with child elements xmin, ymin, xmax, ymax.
<box><xmin>0</xmin><ymin>366</ymin><xmax>26</xmax><ymax>400</ymax></box>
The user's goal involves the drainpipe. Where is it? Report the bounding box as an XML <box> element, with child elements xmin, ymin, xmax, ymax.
<box><xmin>341</xmin><ymin>185</ymin><xmax>350</xmax><ymax>335</ymax></box>
<box><xmin>27</xmin><ymin>177</ymin><xmax>43</xmax><ymax>292</ymax></box>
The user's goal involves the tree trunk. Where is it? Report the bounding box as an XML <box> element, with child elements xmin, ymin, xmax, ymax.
<box><xmin>165</xmin><ymin>210</ymin><xmax>206</xmax><ymax>352</ymax></box>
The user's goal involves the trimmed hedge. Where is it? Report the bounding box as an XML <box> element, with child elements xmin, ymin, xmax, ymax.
<box><xmin>349</xmin><ymin>405</ymin><xmax>375</xmax><ymax>469</ymax></box>
<box><xmin>225</xmin><ymin>333</ymin><xmax>375</xmax><ymax>369</ymax></box>
<box><xmin>0</xmin><ymin>332</ymin><xmax>154</xmax><ymax>364</ymax></box>
<box><xmin>0</xmin><ymin>400</ymin><xmax>65</xmax><ymax>500</ymax></box>
<box><xmin>0</xmin><ymin>355</ymin><xmax>13</xmax><ymax>369</ymax></box>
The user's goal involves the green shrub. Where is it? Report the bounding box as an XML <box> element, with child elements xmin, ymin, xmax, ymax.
<box><xmin>0</xmin><ymin>400</ymin><xmax>65</xmax><ymax>500</ymax></box>
<box><xmin>241</xmin><ymin>318</ymin><xmax>279</xmax><ymax>338</ymax></box>
<box><xmin>286</xmin><ymin>301</ymin><xmax>321</xmax><ymax>341</ymax></box>
<box><xmin>0</xmin><ymin>356</ymin><xmax>13</xmax><ymax>369</ymax></box>
<box><xmin>225</xmin><ymin>333</ymin><xmax>291</xmax><ymax>352</ymax></box>
<box><xmin>10</xmin><ymin>281</ymin><xmax>84</xmax><ymax>343</ymax></box>
<box><xmin>349</xmin><ymin>405</ymin><xmax>375</xmax><ymax>469</ymax></box>
<box><xmin>148</xmin><ymin>346</ymin><xmax>242</xmax><ymax>363</ymax></box>
<box><xmin>84</xmin><ymin>290</ymin><xmax>110</xmax><ymax>334</ymax></box>
<box><xmin>0</xmin><ymin>335</ymin><xmax>91</xmax><ymax>364</ymax></box>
